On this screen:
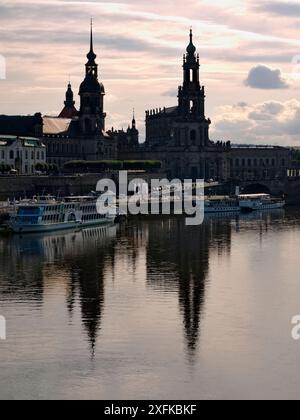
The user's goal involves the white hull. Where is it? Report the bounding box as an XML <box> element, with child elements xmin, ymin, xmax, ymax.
<box><xmin>8</xmin><ymin>217</ymin><xmax>115</xmax><ymax>234</ymax></box>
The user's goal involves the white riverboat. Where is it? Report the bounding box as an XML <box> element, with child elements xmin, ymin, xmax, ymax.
<box><xmin>239</xmin><ymin>194</ymin><xmax>285</xmax><ymax>212</ymax></box>
<box><xmin>6</xmin><ymin>195</ymin><xmax>116</xmax><ymax>233</ymax></box>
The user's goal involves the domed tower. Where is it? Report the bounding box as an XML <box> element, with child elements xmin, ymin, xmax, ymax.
<box><xmin>79</xmin><ymin>20</ymin><xmax>106</xmax><ymax>135</ymax></box>
<box><xmin>58</xmin><ymin>82</ymin><xmax>78</xmax><ymax>118</ymax></box>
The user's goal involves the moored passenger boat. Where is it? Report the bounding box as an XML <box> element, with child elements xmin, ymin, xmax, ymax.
<box><xmin>6</xmin><ymin>196</ymin><xmax>116</xmax><ymax>233</ymax></box>
<box><xmin>205</xmin><ymin>198</ymin><xmax>240</xmax><ymax>213</ymax></box>
<box><xmin>239</xmin><ymin>194</ymin><xmax>285</xmax><ymax>212</ymax></box>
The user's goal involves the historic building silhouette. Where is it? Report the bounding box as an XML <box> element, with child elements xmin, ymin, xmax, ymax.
<box><xmin>44</xmin><ymin>21</ymin><xmax>138</xmax><ymax>167</ymax></box>
<box><xmin>121</xmin><ymin>29</ymin><xmax>290</xmax><ymax>181</ymax></box>
<box><xmin>0</xmin><ymin>24</ymin><xmax>291</xmax><ymax>180</ymax></box>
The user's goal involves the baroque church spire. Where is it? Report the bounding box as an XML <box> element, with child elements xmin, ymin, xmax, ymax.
<box><xmin>178</xmin><ymin>29</ymin><xmax>206</xmax><ymax>121</ymax></box>
<box><xmin>85</xmin><ymin>19</ymin><xmax>98</xmax><ymax>78</ymax></box>
<box><xmin>132</xmin><ymin>108</ymin><xmax>136</xmax><ymax>129</ymax></box>
<box><xmin>186</xmin><ymin>28</ymin><xmax>196</xmax><ymax>58</ymax></box>
<box><xmin>79</xmin><ymin>21</ymin><xmax>106</xmax><ymax>133</ymax></box>
<box><xmin>58</xmin><ymin>81</ymin><xmax>78</xmax><ymax>118</ymax></box>
<box><xmin>87</xmin><ymin>19</ymin><xmax>97</xmax><ymax>65</ymax></box>
<box><xmin>65</xmin><ymin>82</ymin><xmax>75</xmax><ymax>108</ymax></box>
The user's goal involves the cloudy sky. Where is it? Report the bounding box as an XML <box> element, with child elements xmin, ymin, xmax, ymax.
<box><xmin>0</xmin><ymin>0</ymin><xmax>300</xmax><ymax>144</ymax></box>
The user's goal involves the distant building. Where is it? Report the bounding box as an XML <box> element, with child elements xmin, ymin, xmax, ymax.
<box><xmin>108</xmin><ymin>111</ymin><xmax>139</xmax><ymax>153</ymax></box>
<box><xmin>229</xmin><ymin>146</ymin><xmax>290</xmax><ymax>181</ymax></box>
<box><xmin>44</xmin><ymin>114</ymin><xmax>117</xmax><ymax>168</ymax></box>
<box><xmin>0</xmin><ymin>114</ymin><xmax>43</xmax><ymax>138</ymax></box>
<box><xmin>0</xmin><ymin>135</ymin><xmax>46</xmax><ymax>174</ymax></box>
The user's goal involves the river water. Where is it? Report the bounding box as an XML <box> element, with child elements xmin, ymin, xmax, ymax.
<box><xmin>1</xmin><ymin>209</ymin><xmax>300</xmax><ymax>400</ymax></box>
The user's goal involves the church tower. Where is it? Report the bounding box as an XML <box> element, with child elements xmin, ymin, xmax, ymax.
<box><xmin>79</xmin><ymin>20</ymin><xmax>106</xmax><ymax>135</ymax></box>
<box><xmin>127</xmin><ymin>109</ymin><xmax>139</xmax><ymax>147</ymax></box>
<box><xmin>177</xmin><ymin>29</ymin><xmax>211</xmax><ymax>145</ymax></box>
<box><xmin>58</xmin><ymin>82</ymin><xmax>78</xmax><ymax>118</ymax></box>
<box><xmin>178</xmin><ymin>29</ymin><xmax>206</xmax><ymax>118</ymax></box>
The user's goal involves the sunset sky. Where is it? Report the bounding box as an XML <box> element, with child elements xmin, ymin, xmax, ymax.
<box><xmin>0</xmin><ymin>0</ymin><xmax>300</xmax><ymax>144</ymax></box>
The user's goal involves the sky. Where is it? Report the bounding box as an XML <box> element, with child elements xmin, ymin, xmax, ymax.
<box><xmin>0</xmin><ymin>0</ymin><xmax>300</xmax><ymax>145</ymax></box>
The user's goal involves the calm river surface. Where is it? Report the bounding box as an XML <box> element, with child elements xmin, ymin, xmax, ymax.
<box><xmin>1</xmin><ymin>210</ymin><xmax>300</xmax><ymax>400</ymax></box>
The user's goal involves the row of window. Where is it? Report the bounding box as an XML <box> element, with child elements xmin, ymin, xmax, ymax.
<box><xmin>45</xmin><ymin>205</ymin><xmax>70</xmax><ymax>212</ymax></box>
<box><xmin>82</xmin><ymin>205</ymin><xmax>97</xmax><ymax>213</ymax></box>
<box><xmin>48</xmin><ymin>143</ymin><xmax>79</xmax><ymax>154</ymax></box>
<box><xmin>82</xmin><ymin>214</ymin><xmax>106</xmax><ymax>221</ymax></box>
<box><xmin>42</xmin><ymin>213</ymin><xmax>106</xmax><ymax>223</ymax></box>
<box><xmin>231</xmin><ymin>158</ymin><xmax>286</xmax><ymax>168</ymax></box>
<box><xmin>0</xmin><ymin>149</ymin><xmax>45</xmax><ymax>161</ymax></box>
<box><xmin>230</xmin><ymin>170</ymin><xmax>287</xmax><ymax>180</ymax></box>
<box><xmin>48</xmin><ymin>143</ymin><xmax>116</xmax><ymax>158</ymax></box>
<box><xmin>43</xmin><ymin>214</ymin><xmax>61</xmax><ymax>223</ymax></box>
<box><xmin>44</xmin><ymin>205</ymin><xmax>98</xmax><ymax>213</ymax></box>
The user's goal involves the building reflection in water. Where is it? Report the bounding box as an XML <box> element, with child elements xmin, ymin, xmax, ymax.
<box><xmin>0</xmin><ymin>226</ymin><xmax>117</xmax><ymax>356</ymax></box>
<box><xmin>0</xmin><ymin>210</ymin><xmax>285</xmax><ymax>360</ymax></box>
<box><xmin>144</xmin><ymin>217</ymin><xmax>232</xmax><ymax>360</ymax></box>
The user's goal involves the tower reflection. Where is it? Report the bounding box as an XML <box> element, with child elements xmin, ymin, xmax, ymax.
<box><xmin>0</xmin><ymin>211</ymin><xmax>285</xmax><ymax>361</ymax></box>
<box><xmin>0</xmin><ymin>226</ymin><xmax>117</xmax><ymax>355</ymax></box>
<box><xmin>144</xmin><ymin>217</ymin><xmax>232</xmax><ymax>360</ymax></box>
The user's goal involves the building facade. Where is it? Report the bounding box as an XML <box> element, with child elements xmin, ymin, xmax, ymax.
<box><xmin>137</xmin><ymin>30</ymin><xmax>291</xmax><ymax>181</ymax></box>
<box><xmin>0</xmin><ymin>135</ymin><xmax>46</xmax><ymax>175</ymax></box>
<box><xmin>0</xmin><ymin>114</ymin><xmax>43</xmax><ymax>138</ymax></box>
<box><xmin>0</xmin><ymin>26</ymin><xmax>291</xmax><ymax>181</ymax></box>
<box><xmin>229</xmin><ymin>146</ymin><xmax>290</xmax><ymax>181</ymax></box>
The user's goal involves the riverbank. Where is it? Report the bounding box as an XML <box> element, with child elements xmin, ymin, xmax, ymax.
<box><xmin>0</xmin><ymin>172</ymin><xmax>168</xmax><ymax>201</ymax></box>
<box><xmin>0</xmin><ymin>173</ymin><xmax>300</xmax><ymax>205</ymax></box>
